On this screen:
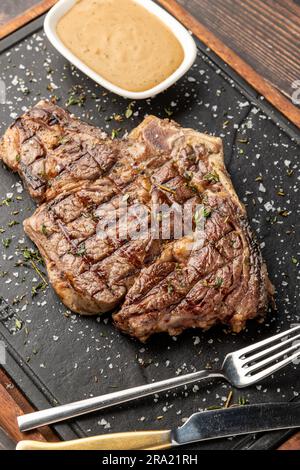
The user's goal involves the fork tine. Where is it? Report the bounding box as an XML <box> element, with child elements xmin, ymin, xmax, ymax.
<box><xmin>245</xmin><ymin>342</ymin><xmax>300</xmax><ymax>374</ymax></box>
<box><xmin>235</xmin><ymin>325</ymin><xmax>300</xmax><ymax>358</ymax></box>
<box><xmin>242</xmin><ymin>333</ymin><xmax>300</xmax><ymax>365</ymax></box>
<box><xmin>245</xmin><ymin>350</ymin><xmax>300</xmax><ymax>385</ymax></box>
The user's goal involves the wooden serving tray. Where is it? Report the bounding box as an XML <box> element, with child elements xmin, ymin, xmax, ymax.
<box><xmin>0</xmin><ymin>0</ymin><xmax>300</xmax><ymax>448</ymax></box>
<box><xmin>0</xmin><ymin>0</ymin><xmax>56</xmax><ymax>40</ymax></box>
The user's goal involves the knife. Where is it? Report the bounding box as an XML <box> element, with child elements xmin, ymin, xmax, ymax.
<box><xmin>16</xmin><ymin>402</ymin><xmax>300</xmax><ymax>450</ymax></box>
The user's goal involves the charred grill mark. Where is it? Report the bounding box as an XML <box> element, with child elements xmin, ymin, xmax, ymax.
<box><xmin>54</xmin><ymin>217</ymin><xmax>116</xmax><ymax>298</ymax></box>
<box><xmin>118</xmin><ymin>227</ymin><xmax>236</xmax><ymax>314</ymax></box>
<box><xmin>1</xmin><ymin>105</ymin><xmax>272</xmax><ymax>337</ymax></box>
<box><xmin>19</xmin><ymin>161</ymin><xmax>46</xmax><ymax>190</ymax></box>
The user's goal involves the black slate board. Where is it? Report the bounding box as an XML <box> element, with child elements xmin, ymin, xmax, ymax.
<box><xmin>0</xmin><ymin>17</ymin><xmax>299</xmax><ymax>450</ymax></box>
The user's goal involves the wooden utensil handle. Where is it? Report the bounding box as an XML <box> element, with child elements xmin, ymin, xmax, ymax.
<box><xmin>16</xmin><ymin>430</ymin><xmax>172</xmax><ymax>450</ymax></box>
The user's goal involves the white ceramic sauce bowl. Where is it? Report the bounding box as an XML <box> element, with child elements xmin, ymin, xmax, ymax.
<box><xmin>44</xmin><ymin>0</ymin><xmax>197</xmax><ymax>99</ymax></box>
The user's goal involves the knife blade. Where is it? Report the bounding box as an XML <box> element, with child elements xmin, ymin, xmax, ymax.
<box><xmin>16</xmin><ymin>402</ymin><xmax>300</xmax><ymax>450</ymax></box>
<box><xmin>172</xmin><ymin>402</ymin><xmax>300</xmax><ymax>446</ymax></box>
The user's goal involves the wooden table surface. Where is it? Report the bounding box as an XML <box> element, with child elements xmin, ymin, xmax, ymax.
<box><xmin>0</xmin><ymin>0</ymin><xmax>41</xmax><ymax>25</ymax></box>
<box><xmin>178</xmin><ymin>0</ymin><xmax>300</xmax><ymax>104</ymax></box>
<box><xmin>0</xmin><ymin>0</ymin><xmax>299</xmax><ymax>451</ymax></box>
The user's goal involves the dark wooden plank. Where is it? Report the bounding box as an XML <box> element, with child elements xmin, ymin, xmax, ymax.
<box><xmin>278</xmin><ymin>432</ymin><xmax>300</xmax><ymax>450</ymax></box>
<box><xmin>0</xmin><ymin>1</ymin><xmax>40</xmax><ymax>26</ymax></box>
<box><xmin>0</xmin><ymin>367</ymin><xmax>59</xmax><ymax>444</ymax></box>
<box><xmin>0</xmin><ymin>426</ymin><xmax>15</xmax><ymax>450</ymax></box>
<box><xmin>178</xmin><ymin>0</ymin><xmax>300</xmax><ymax>103</ymax></box>
<box><xmin>159</xmin><ymin>0</ymin><xmax>300</xmax><ymax>128</ymax></box>
<box><xmin>0</xmin><ymin>0</ymin><xmax>57</xmax><ymax>40</ymax></box>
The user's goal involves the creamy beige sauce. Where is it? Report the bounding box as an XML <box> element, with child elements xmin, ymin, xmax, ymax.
<box><xmin>57</xmin><ymin>0</ymin><xmax>184</xmax><ymax>92</ymax></box>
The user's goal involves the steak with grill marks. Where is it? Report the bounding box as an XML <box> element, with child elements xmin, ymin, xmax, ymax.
<box><xmin>112</xmin><ymin>117</ymin><xmax>274</xmax><ymax>340</ymax></box>
<box><xmin>1</xmin><ymin>103</ymin><xmax>274</xmax><ymax>340</ymax></box>
<box><xmin>0</xmin><ymin>100</ymin><xmax>122</xmax><ymax>202</ymax></box>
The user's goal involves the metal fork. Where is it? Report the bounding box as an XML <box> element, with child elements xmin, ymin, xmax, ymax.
<box><xmin>18</xmin><ymin>325</ymin><xmax>300</xmax><ymax>432</ymax></box>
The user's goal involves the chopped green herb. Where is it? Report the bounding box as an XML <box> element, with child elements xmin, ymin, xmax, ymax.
<box><xmin>203</xmin><ymin>171</ymin><xmax>220</xmax><ymax>183</ymax></box>
<box><xmin>41</xmin><ymin>224</ymin><xmax>48</xmax><ymax>236</ymax></box>
<box><xmin>21</xmin><ymin>248</ymin><xmax>44</xmax><ymax>265</ymax></box>
<box><xmin>164</xmin><ymin>107</ymin><xmax>173</xmax><ymax>117</ymax></box>
<box><xmin>111</xmin><ymin>128</ymin><xmax>121</xmax><ymax>139</ymax></box>
<box><xmin>32</xmin><ymin>282</ymin><xmax>47</xmax><ymax>297</ymax></box>
<box><xmin>15</xmin><ymin>319</ymin><xmax>22</xmax><ymax>331</ymax></box>
<box><xmin>292</xmin><ymin>257</ymin><xmax>298</xmax><ymax>265</ymax></box>
<box><xmin>125</xmin><ymin>108</ymin><xmax>133</xmax><ymax>119</ymax></box>
<box><xmin>238</xmin><ymin>396</ymin><xmax>248</xmax><ymax>406</ymax></box>
<box><xmin>167</xmin><ymin>283</ymin><xmax>174</xmax><ymax>294</ymax></box>
<box><xmin>194</xmin><ymin>206</ymin><xmax>212</xmax><ymax>225</ymax></box>
<box><xmin>214</xmin><ymin>277</ymin><xmax>224</xmax><ymax>288</ymax></box>
<box><xmin>8</xmin><ymin>220</ymin><xmax>19</xmax><ymax>227</ymax></box>
<box><xmin>2</xmin><ymin>238</ymin><xmax>11</xmax><ymax>248</ymax></box>
<box><xmin>15</xmin><ymin>154</ymin><xmax>21</xmax><ymax>162</ymax></box>
<box><xmin>76</xmin><ymin>244</ymin><xmax>86</xmax><ymax>257</ymax></box>
<box><xmin>125</xmin><ymin>102</ymin><xmax>134</xmax><ymax>119</ymax></box>
<box><xmin>65</xmin><ymin>94</ymin><xmax>86</xmax><ymax>107</ymax></box>
<box><xmin>266</xmin><ymin>215</ymin><xmax>278</xmax><ymax>224</ymax></box>
<box><xmin>1</xmin><ymin>197</ymin><xmax>12</xmax><ymax>206</ymax></box>
<box><xmin>202</xmin><ymin>206</ymin><xmax>212</xmax><ymax>218</ymax></box>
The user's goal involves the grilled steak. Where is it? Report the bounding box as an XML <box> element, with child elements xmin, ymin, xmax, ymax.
<box><xmin>0</xmin><ymin>100</ymin><xmax>121</xmax><ymax>202</ymax></box>
<box><xmin>113</xmin><ymin>117</ymin><xmax>274</xmax><ymax>340</ymax></box>
<box><xmin>1</xmin><ymin>103</ymin><xmax>274</xmax><ymax>341</ymax></box>
<box><xmin>23</xmin><ymin>116</ymin><xmax>204</xmax><ymax>314</ymax></box>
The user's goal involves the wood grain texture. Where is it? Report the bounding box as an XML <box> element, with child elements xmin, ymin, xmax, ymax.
<box><xmin>278</xmin><ymin>431</ymin><xmax>300</xmax><ymax>450</ymax></box>
<box><xmin>16</xmin><ymin>430</ymin><xmax>172</xmax><ymax>450</ymax></box>
<box><xmin>159</xmin><ymin>0</ymin><xmax>300</xmax><ymax>128</ymax></box>
<box><xmin>178</xmin><ymin>0</ymin><xmax>300</xmax><ymax>103</ymax></box>
<box><xmin>0</xmin><ymin>0</ymin><xmax>57</xmax><ymax>40</ymax></box>
<box><xmin>0</xmin><ymin>426</ymin><xmax>15</xmax><ymax>450</ymax></box>
<box><xmin>0</xmin><ymin>367</ymin><xmax>59</xmax><ymax>445</ymax></box>
<box><xmin>0</xmin><ymin>0</ymin><xmax>41</xmax><ymax>26</ymax></box>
